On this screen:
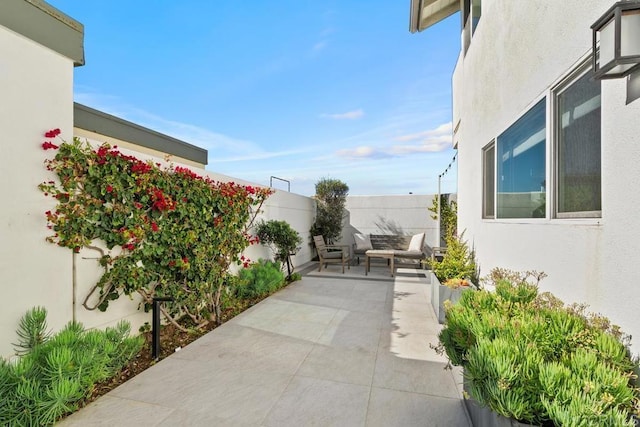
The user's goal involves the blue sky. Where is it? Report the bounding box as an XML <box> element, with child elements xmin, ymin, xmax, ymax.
<box><xmin>48</xmin><ymin>1</ymin><xmax>460</xmax><ymax>196</ymax></box>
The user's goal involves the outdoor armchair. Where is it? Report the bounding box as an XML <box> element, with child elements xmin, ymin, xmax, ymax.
<box><xmin>313</xmin><ymin>235</ymin><xmax>351</xmax><ymax>274</ymax></box>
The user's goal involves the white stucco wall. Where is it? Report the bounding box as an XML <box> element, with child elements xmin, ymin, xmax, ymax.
<box><xmin>340</xmin><ymin>195</ymin><xmax>440</xmax><ymax>248</ymax></box>
<box><xmin>453</xmin><ymin>0</ymin><xmax>640</xmax><ymax>355</ymax></box>
<box><xmin>0</xmin><ymin>24</ymin><xmax>75</xmax><ymax>357</ymax></box>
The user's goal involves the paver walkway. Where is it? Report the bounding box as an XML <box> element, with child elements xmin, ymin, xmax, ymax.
<box><xmin>58</xmin><ymin>264</ymin><xmax>470</xmax><ymax>426</ymax></box>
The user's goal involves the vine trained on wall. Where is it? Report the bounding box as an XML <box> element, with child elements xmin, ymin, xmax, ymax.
<box><xmin>39</xmin><ymin>129</ymin><xmax>272</xmax><ymax>330</ymax></box>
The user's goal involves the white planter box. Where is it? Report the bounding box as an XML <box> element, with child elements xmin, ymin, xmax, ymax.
<box><xmin>430</xmin><ymin>272</ymin><xmax>476</xmax><ymax>324</ymax></box>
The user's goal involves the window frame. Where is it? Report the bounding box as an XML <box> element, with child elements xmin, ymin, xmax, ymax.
<box><xmin>482</xmin><ymin>141</ymin><xmax>495</xmax><ymax>219</ymax></box>
<box><xmin>551</xmin><ymin>59</ymin><xmax>602</xmax><ymax>219</ymax></box>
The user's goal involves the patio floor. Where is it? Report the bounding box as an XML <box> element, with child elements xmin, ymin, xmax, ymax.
<box><xmin>57</xmin><ymin>262</ymin><xmax>470</xmax><ymax>426</ymax></box>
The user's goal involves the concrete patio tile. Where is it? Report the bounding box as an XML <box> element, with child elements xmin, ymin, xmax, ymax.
<box><xmin>379</xmin><ymin>330</ymin><xmax>447</xmax><ymax>363</ymax></box>
<box><xmin>280</xmin><ymin>303</ymin><xmax>339</xmax><ymax>324</ymax></box>
<box><xmin>235</xmin><ymin>299</ymin><xmax>298</xmax><ymax>321</ymax></box>
<box><xmin>172</xmin><ymin>327</ymin><xmax>314</xmax><ymax>375</ymax></box>
<box><xmin>387</xmin><ymin>299</ymin><xmax>434</xmax><ymax>316</ymax></box>
<box><xmin>341</xmin><ymin>297</ymin><xmax>386</xmax><ymax>314</ymax></box>
<box><xmin>111</xmin><ymin>359</ymin><xmax>292</xmax><ymax>426</ymax></box>
<box><xmin>242</xmin><ymin>316</ymin><xmax>329</xmax><ymax>342</ymax></box>
<box><xmin>157</xmin><ymin>409</ymin><xmax>259</xmax><ymax>427</ymax></box>
<box><xmin>271</xmin><ymin>290</ymin><xmax>346</xmax><ymax>309</ymax></box>
<box><xmin>328</xmin><ymin>308</ymin><xmax>385</xmax><ymax>330</ymax></box>
<box><xmin>262</xmin><ymin>376</ymin><xmax>369</xmax><ymax>427</ymax></box>
<box><xmin>383</xmin><ymin>314</ymin><xmax>443</xmax><ymax>336</ymax></box>
<box><xmin>390</xmin><ymin>288</ymin><xmax>430</xmax><ymax>305</ymax></box>
<box><xmin>372</xmin><ymin>352</ymin><xmax>460</xmax><ymax>398</ymax></box>
<box><xmin>318</xmin><ymin>323</ymin><xmax>381</xmax><ymax>352</ymax></box>
<box><xmin>296</xmin><ymin>344</ymin><xmax>376</xmax><ymax>386</ymax></box>
<box><xmin>57</xmin><ymin>395</ymin><xmax>174</xmax><ymax>426</ymax></box>
<box><xmin>365</xmin><ymin>387</ymin><xmax>471</xmax><ymax>427</ymax></box>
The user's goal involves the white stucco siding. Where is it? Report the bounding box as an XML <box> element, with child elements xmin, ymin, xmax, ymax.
<box><xmin>0</xmin><ymin>25</ymin><xmax>75</xmax><ymax>357</ymax></box>
<box><xmin>454</xmin><ymin>0</ymin><xmax>640</xmax><ymax>354</ymax></box>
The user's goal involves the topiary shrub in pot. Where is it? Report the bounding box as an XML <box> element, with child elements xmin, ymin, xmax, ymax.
<box><xmin>436</xmin><ymin>269</ymin><xmax>640</xmax><ymax>427</ymax></box>
<box><xmin>428</xmin><ymin>232</ymin><xmax>478</xmax><ymax>323</ymax></box>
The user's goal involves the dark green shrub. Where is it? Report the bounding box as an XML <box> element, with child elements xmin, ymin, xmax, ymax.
<box><xmin>310</xmin><ymin>178</ymin><xmax>349</xmax><ymax>244</ymax></box>
<box><xmin>236</xmin><ymin>260</ymin><xmax>285</xmax><ymax>299</ymax></box>
<box><xmin>255</xmin><ymin>220</ymin><xmax>302</xmax><ymax>263</ymax></box>
<box><xmin>255</xmin><ymin>219</ymin><xmax>302</xmax><ymax>279</ymax></box>
<box><xmin>438</xmin><ymin>272</ymin><xmax>639</xmax><ymax>426</ymax></box>
<box><xmin>0</xmin><ymin>307</ymin><xmax>143</xmax><ymax>426</ymax></box>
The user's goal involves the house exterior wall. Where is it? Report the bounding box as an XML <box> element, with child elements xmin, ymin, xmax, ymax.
<box><xmin>453</xmin><ymin>0</ymin><xmax>640</xmax><ymax>355</ymax></box>
<box><xmin>0</xmin><ymin>22</ymin><xmax>75</xmax><ymax>357</ymax></box>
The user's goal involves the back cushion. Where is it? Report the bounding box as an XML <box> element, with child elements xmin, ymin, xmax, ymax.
<box><xmin>353</xmin><ymin>233</ymin><xmax>373</xmax><ymax>250</ymax></box>
<box><xmin>408</xmin><ymin>233</ymin><xmax>425</xmax><ymax>251</ymax></box>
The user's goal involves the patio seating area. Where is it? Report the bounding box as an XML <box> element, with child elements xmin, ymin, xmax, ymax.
<box><xmin>58</xmin><ymin>262</ymin><xmax>470</xmax><ymax>426</ymax></box>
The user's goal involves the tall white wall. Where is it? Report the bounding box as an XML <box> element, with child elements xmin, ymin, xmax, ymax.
<box><xmin>454</xmin><ymin>0</ymin><xmax>640</xmax><ymax>355</ymax></box>
<box><xmin>340</xmin><ymin>195</ymin><xmax>440</xmax><ymax>248</ymax></box>
<box><xmin>0</xmin><ymin>24</ymin><xmax>75</xmax><ymax>357</ymax></box>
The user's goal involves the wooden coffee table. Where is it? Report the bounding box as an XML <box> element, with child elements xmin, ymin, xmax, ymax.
<box><xmin>365</xmin><ymin>250</ymin><xmax>395</xmax><ymax>277</ymax></box>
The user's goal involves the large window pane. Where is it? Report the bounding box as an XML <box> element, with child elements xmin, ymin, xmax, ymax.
<box><xmin>497</xmin><ymin>99</ymin><xmax>546</xmax><ymax>218</ymax></box>
<box><xmin>556</xmin><ymin>71</ymin><xmax>601</xmax><ymax>216</ymax></box>
<box><xmin>483</xmin><ymin>142</ymin><xmax>495</xmax><ymax>218</ymax></box>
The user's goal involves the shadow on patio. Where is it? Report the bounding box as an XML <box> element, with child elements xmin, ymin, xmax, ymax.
<box><xmin>58</xmin><ymin>262</ymin><xmax>470</xmax><ymax>426</ymax></box>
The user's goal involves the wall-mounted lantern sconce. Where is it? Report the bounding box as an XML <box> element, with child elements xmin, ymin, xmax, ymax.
<box><xmin>592</xmin><ymin>1</ymin><xmax>640</xmax><ymax>79</ymax></box>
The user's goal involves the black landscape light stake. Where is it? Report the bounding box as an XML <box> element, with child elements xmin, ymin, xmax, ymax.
<box><xmin>152</xmin><ymin>297</ymin><xmax>173</xmax><ymax>360</ymax></box>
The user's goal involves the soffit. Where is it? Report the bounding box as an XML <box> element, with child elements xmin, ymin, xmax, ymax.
<box><xmin>410</xmin><ymin>0</ymin><xmax>460</xmax><ymax>33</ymax></box>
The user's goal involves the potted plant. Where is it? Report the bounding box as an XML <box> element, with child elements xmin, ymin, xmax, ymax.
<box><xmin>427</xmin><ymin>232</ymin><xmax>478</xmax><ymax>323</ymax></box>
<box><xmin>436</xmin><ymin>269</ymin><xmax>640</xmax><ymax>426</ymax></box>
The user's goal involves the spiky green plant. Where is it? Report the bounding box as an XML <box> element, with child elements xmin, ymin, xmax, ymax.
<box><xmin>437</xmin><ymin>272</ymin><xmax>640</xmax><ymax>426</ymax></box>
<box><xmin>0</xmin><ymin>308</ymin><xmax>143</xmax><ymax>426</ymax></box>
<box><xmin>13</xmin><ymin>306</ymin><xmax>50</xmax><ymax>355</ymax></box>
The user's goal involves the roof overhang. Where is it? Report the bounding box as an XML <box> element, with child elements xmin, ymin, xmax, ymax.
<box><xmin>0</xmin><ymin>0</ymin><xmax>85</xmax><ymax>66</ymax></box>
<box><xmin>410</xmin><ymin>0</ymin><xmax>460</xmax><ymax>33</ymax></box>
<box><xmin>74</xmin><ymin>103</ymin><xmax>209</xmax><ymax>166</ymax></box>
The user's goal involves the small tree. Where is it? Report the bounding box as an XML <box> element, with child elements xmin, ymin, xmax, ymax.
<box><xmin>310</xmin><ymin>178</ymin><xmax>349</xmax><ymax>244</ymax></box>
<box><xmin>255</xmin><ymin>220</ymin><xmax>302</xmax><ymax>277</ymax></box>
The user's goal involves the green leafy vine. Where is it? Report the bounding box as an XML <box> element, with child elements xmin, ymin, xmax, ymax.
<box><xmin>39</xmin><ymin>130</ymin><xmax>272</xmax><ymax>330</ymax></box>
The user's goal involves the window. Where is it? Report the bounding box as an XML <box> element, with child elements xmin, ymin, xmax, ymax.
<box><xmin>554</xmin><ymin>69</ymin><xmax>601</xmax><ymax>217</ymax></box>
<box><xmin>496</xmin><ymin>99</ymin><xmax>547</xmax><ymax>219</ymax></box>
<box><xmin>482</xmin><ymin>142</ymin><xmax>495</xmax><ymax>218</ymax></box>
<box><xmin>462</xmin><ymin>0</ymin><xmax>482</xmax><ymax>53</ymax></box>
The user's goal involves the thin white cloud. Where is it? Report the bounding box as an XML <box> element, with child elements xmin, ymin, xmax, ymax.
<box><xmin>312</xmin><ymin>41</ymin><xmax>327</xmax><ymax>52</ymax></box>
<box><xmin>393</xmin><ymin>122</ymin><xmax>453</xmax><ymax>142</ymax></box>
<box><xmin>335</xmin><ymin>146</ymin><xmax>389</xmax><ymax>159</ymax></box>
<box><xmin>320</xmin><ymin>109</ymin><xmax>364</xmax><ymax>120</ymax></box>
<box><xmin>334</xmin><ymin>121</ymin><xmax>453</xmax><ymax>159</ymax></box>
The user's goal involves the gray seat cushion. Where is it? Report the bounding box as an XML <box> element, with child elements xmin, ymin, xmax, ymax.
<box><xmin>322</xmin><ymin>251</ymin><xmax>344</xmax><ymax>259</ymax></box>
<box><xmin>392</xmin><ymin>250</ymin><xmax>423</xmax><ymax>258</ymax></box>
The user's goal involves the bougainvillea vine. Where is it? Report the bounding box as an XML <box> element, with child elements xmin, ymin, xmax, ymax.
<box><xmin>39</xmin><ymin>131</ymin><xmax>272</xmax><ymax>329</ymax></box>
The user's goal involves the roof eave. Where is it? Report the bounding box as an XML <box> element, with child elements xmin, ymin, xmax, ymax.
<box><xmin>410</xmin><ymin>0</ymin><xmax>460</xmax><ymax>33</ymax></box>
<box><xmin>0</xmin><ymin>0</ymin><xmax>85</xmax><ymax>66</ymax></box>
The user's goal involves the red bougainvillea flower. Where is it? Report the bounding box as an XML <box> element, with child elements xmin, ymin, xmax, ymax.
<box><xmin>42</xmin><ymin>141</ymin><xmax>59</xmax><ymax>150</ymax></box>
<box><xmin>106</xmin><ymin>185</ymin><xmax>114</xmax><ymax>193</ymax></box>
<box><xmin>44</xmin><ymin>128</ymin><xmax>61</xmax><ymax>138</ymax></box>
<box><xmin>151</xmin><ymin>222</ymin><xmax>159</xmax><ymax>232</ymax></box>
